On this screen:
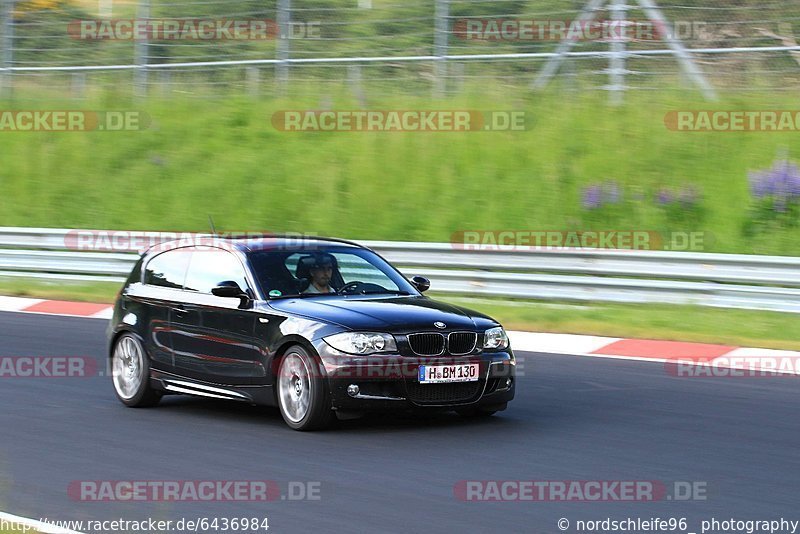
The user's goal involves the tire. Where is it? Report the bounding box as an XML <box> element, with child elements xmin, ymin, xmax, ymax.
<box><xmin>277</xmin><ymin>345</ymin><xmax>333</xmax><ymax>431</ymax></box>
<box><xmin>111</xmin><ymin>333</ymin><xmax>162</xmax><ymax>408</ymax></box>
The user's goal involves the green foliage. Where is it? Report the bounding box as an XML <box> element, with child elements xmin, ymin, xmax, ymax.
<box><xmin>0</xmin><ymin>85</ymin><xmax>799</xmax><ymax>256</ymax></box>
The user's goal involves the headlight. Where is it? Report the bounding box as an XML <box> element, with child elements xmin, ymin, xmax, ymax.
<box><xmin>483</xmin><ymin>327</ymin><xmax>509</xmax><ymax>350</ymax></box>
<box><xmin>324</xmin><ymin>332</ymin><xmax>397</xmax><ymax>355</ymax></box>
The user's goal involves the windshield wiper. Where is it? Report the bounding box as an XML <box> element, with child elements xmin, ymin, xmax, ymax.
<box><xmin>359</xmin><ymin>290</ymin><xmax>412</xmax><ymax>296</ymax></box>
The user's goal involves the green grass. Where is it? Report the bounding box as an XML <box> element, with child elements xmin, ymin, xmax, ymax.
<box><xmin>1</xmin><ymin>86</ymin><xmax>800</xmax><ymax>255</ymax></box>
<box><xmin>2</xmin><ymin>84</ymin><xmax>799</xmax><ymax>349</ymax></box>
<box><xmin>0</xmin><ymin>277</ymin><xmax>122</xmax><ymax>303</ymax></box>
<box><xmin>1</xmin><ymin>277</ymin><xmax>797</xmax><ymax>350</ymax></box>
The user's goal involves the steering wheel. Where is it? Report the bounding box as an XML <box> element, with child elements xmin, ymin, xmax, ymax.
<box><xmin>337</xmin><ymin>281</ymin><xmax>364</xmax><ymax>295</ymax></box>
<box><xmin>338</xmin><ymin>281</ymin><xmax>394</xmax><ymax>295</ymax></box>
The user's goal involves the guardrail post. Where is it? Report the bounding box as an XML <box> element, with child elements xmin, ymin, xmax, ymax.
<box><xmin>158</xmin><ymin>69</ymin><xmax>170</xmax><ymax>96</ymax></box>
<box><xmin>1</xmin><ymin>0</ymin><xmax>14</xmax><ymax>99</ymax></box>
<box><xmin>607</xmin><ymin>0</ymin><xmax>627</xmax><ymax>105</ymax></box>
<box><xmin>134</xmin><ymin>0</ymin><xmax>149</xmax><ymax>98</ymax></box>
<box><xmin>276</xmin><ymin>0</ymin><xmax>291</xmax><ymax>87</ymax></box>
<box><xmin>246</xmin><ymin>66</ymin><xmax>260</xmax><ymax>96</ymax></box>
<box><xmin>71</xmin><ymin>72</ymin><xmax>86</xmax><ymax>98</ymax></box>
<box><xmin>347</xmin><ymin>64</ymin><xmax>365</xmax><ymax>106</ymax></box>
<box><xmin>99</xmin><ymin>0</ymin><xmax>112</xmax><ymax>18</ymax></box>
<box><xmin>532</xmin><ymin>0</ymin><xmax>605</xmax><ymax>90</ymax></box>
<box><xmin>636</xmin><ymin>0</ymin><xmax>717</xmax><ymax>100</ymax></box>
<box><xmin>433</xmin><ymin>0</ymin><xmax>449</xmax><ymax>97</ymax></box>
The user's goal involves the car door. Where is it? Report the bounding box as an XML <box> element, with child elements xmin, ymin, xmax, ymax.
<box><xmin>136</xmin><ymin>248</ymin><xmax>192</xmax><ymax>373</ymax></box>
<box><xmin>170</xmin><ymin>247</ymin><xmax>261</xmax><ymax>385</ymax></box>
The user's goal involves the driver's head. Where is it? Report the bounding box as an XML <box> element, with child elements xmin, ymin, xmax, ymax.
<box><xmin>309</xmin><ymin>253</ymin><xmax>334</xmax><ymax>288</ymax></box>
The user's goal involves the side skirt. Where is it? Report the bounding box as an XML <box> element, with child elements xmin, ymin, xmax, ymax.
<box><xmin>150</xmin><ymin>369</ymin><xmax>276</xmax><ymax>406</ymax></box>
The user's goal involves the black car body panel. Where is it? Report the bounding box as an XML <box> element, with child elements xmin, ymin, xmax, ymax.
<box><xmin>267</xmin><ymin>296</ymin><xmax>497</xmax><ymax>333</ymax></box>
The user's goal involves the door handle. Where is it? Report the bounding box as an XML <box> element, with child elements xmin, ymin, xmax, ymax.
<box><xmin>172</xmin><ymin>307</ymin><xmax>189</xmax><ymax>315</ymax></box>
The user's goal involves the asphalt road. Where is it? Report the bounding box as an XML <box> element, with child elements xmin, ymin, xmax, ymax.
<box><xmin>0</xmin><ymin>311</ymin><xmax>798</xmax><ymax>534</ymax></box>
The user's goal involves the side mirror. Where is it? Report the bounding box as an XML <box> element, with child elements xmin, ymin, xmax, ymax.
<box><xmin>410</xmin><ymin>276</ymin><xmax>431</xmax><ymax>293</ymax></box>
<box><xmin>212</xmin><ymin>281</ymin><xmax>251</xmax><ymax>307</ymax></box>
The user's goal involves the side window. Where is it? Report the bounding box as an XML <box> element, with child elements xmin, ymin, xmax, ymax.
<box><xmin>184</xmin><ymin>250</ymin><xmax>250</xmax><ymax>295</ymax></box>
<box><xmin>144</xmin><ymin>249</ymin><xmax>191</xmax><ymax>289</ymax></box>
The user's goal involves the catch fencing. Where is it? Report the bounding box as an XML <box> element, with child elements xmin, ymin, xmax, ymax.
<box><xmin>1</xmin><ymin>0</ymin><xmax>800</xmax><ymax>99</ymax></box>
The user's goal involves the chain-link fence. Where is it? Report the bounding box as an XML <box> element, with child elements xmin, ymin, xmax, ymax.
<box><xmin>1</xmin><ymin>0</ymin><xmax>800</xmax><ymax>99</ymax></box>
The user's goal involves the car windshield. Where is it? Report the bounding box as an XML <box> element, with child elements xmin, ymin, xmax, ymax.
<box><xmin>247</xmin><ymin>245</ymin><xmax>418</xmax><ymax>299</ymax></box>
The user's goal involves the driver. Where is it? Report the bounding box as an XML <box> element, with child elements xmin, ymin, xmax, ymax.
<box><xmin>303</xmin><ymin>253</ymin><xmax>336</xmax><ymax>294</ymax></box>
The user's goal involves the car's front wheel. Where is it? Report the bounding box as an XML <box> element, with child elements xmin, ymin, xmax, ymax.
<box><xmin>111</xmin><ymin>333</ymin><xmax>161</xmax><ymax>407</ymax></box>
<box><xmin>277</xmin><ymin>345</ymin><xmax>333</xmax><ymax>431</ymax></box>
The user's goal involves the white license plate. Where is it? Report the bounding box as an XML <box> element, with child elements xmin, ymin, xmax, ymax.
<box><xmin>418</xmin><ymin>363</ymin><xmax>480</xmax><ymax>384</ymax></box>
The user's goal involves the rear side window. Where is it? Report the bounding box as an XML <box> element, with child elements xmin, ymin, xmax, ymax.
<box><xmin>144</xmin><ymin>249</ymin><xmax>191</xmax><ymax>289</ymax></box>
<box><xmin>184</xmin><ymin>249</ymin><xmax>250</xmax><ymax>294</ymax></box>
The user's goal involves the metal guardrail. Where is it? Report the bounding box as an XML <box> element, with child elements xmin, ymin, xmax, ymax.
<box><xmin>0</xmin><ymin>227</ymin><xmax>798</xmax><ymax>314</ymax></box>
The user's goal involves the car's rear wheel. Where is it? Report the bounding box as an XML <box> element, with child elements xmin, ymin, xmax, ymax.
<box><xmin>277</xmin><ymin>345</ymin><xmax>333</xmax><ymax>431</ymax></box>
<box><xmin>112</xmin><ymin>333</ymin><xmax>161</xmax><ymax>407</ymax></box>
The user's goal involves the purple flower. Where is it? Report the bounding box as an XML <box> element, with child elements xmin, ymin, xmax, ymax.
<box><xmin>775</xmin><ymin>160</ymin><xmax>800</xmax><ymax>198</ymax></box>
<box><xmin>749</xmin><ymin>159</ymin><xmax>800</xmax><ymax>202</ymax></box>
<box><xmin>656</xmin><ymin>188</ymin><xmax>674</xmax><ymax>205</ymax></box>
<box><xmin>603</xmin><ymin>180</ymin><xmax>622</xmax><ymax>204</ymax></box>
<box><xmin>789</xmin><ymin>165</ymin><xmax>800</xmax><ymax>197</ymax></box>
<box><xmin>749</xmin><ymin>170</ymin><xmax>769</xmax><ymax>199</ymax></box>
<box><xmin>582</xmin><ymin>185</ymin><xmax>602</xmax><ymax>210</ymax></box>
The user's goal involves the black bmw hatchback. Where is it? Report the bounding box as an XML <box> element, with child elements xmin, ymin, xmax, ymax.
<box><xmin>108</xmin><ymin>236</ymin><xmax>516</xmax><ymax>430</ymax></box>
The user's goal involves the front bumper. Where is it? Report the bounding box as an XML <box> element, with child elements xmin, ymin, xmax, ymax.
<box><xmin>312</xmin><ymin>339</ymin><xmax>516</xmax><ymax>412</ymax></box>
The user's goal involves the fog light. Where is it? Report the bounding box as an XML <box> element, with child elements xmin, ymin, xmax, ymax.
<box><xmin>505</xmin><ymin>377</ymin><xmax>513</xmax><ymax>388</ymax></box>
<box><xmin>347</xmin><ymin>384</ymin><xmax>360</xmax><ymax>397</ymax></box>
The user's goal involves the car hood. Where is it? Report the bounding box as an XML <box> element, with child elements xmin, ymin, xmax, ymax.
<box><xmin>267</xmin><ymin>295</ymin><xmax>498</xmax><ymax>333</ymax></box>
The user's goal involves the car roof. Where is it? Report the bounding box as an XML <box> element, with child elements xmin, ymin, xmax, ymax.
<box><xmin>237</xmin><ymin>236</ymin><xmax>364</xmax><ymax>253</ymax></box>
<box><xmin>144</xmin><ymin>235</ymin><xmax>365</xmax><ymax>256</ymax></box>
